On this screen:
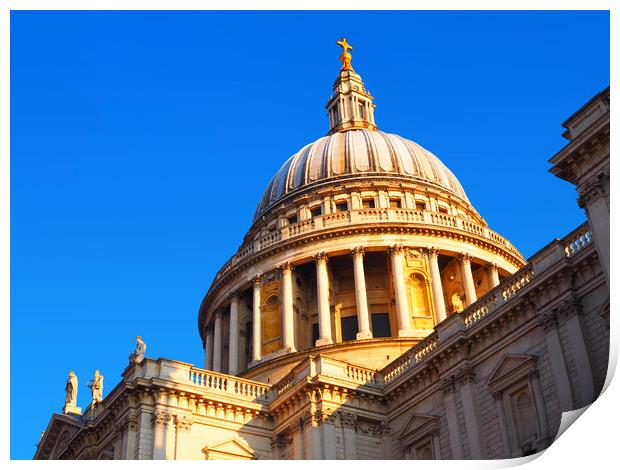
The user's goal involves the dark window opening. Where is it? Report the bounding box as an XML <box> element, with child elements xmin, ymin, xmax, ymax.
<box><xmin>362</xmin><ymin>198</ymin><xmax>375</xmax><ymax>209</ymax></box>
<box><xmin>389</xmin><ymin>198</ymin><xmax>402</xmax><ymax>209</ymax></box>
<box><xmin>336</xmin><ymin>202</ymin><xmax>348</xmax><ymax>212</ymax></box>
<box><xmin>371</xmin><ymin>313</ymin><xmax>391</xmax><ymax>338</ymax></box>
<box><xmin>415</xmin><ymin>202</ymin><xmax>426</xmax><ymax>211</ymax></box>
<box><xmin>438</xmin><ymin>206</ymin><xmax>448</xmax><ymax>214</ymax></box>
<box><xmin>287</xmin><ymin>215</ymin><xmax>298</xmax><ymax>225</ymax></box>
<box><xmin>310</xmin><ymin>206</ymin><xmax>322</xmax><ymax>218</ymax></box>
<box><xmin>311</xmin><ymin>323</ymin><xmax>319</xmax><ymax>345</ymax></box>
<box><xmin>340</xmin><ymin>316</ymin><xmax>358</xmax><ymax>342</ymax></box>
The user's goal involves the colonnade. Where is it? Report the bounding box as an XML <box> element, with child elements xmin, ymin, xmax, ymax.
<box><xmin>203</xmin><ymin>247</ymin><xmax>502</xmax><ymax>374</ymax></box>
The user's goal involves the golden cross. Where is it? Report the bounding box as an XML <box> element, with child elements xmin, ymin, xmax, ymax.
<box><xmin>336</xmin><ymin>37</ymin><xmax>354</xmax><ymax>70</ymax></box>
<box><xmin>336</xmin><ymin>37</ymin><xmax>353</xmax><ymax>54</ymax></box>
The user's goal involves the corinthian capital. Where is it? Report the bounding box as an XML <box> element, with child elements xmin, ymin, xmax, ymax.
<box><xmin>388</xmin><ymin>245</ymin><xmax>405</xmax><ymax>256</ymax></box>
<box><xmin>313</xmin><ymin>252</ymin><xmax>329</xmax><ymax>263</ymax></box>
<box><xmin>458</xmin><ymin>253</ymin><xmax>473</xmax><ymax>263</ymax></box>
<box><xmin>423</xmin><ymin>246</ymin><xmax>440</xmax><ymax>257</ymax></box>
<box><xmin>278</xmin><ymin>261</ymin><xmax>294</xmax><ymax>273</ymax></box>
<box><xmin>350</xmin><ymin>246</ymin><xmax>365</xmax><ymax>257</ymax></box>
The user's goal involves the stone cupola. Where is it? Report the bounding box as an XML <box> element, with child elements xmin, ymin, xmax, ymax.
<box><xmin>326</xmin><ymin>38</ymin><xmax>377</xmax><ymax>134</ymax></box>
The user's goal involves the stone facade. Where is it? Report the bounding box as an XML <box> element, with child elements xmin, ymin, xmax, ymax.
<box><xmin>34</xmin><ymin>43</ymin><xmax>609</xmax><ymax>460</ymax></box>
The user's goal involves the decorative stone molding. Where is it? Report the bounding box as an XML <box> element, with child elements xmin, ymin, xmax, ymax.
<box><xmin>339</xmin><ymin>411</ymin><xmax>357</xmax><ymax>429</ymax></box>
<box><xmin>313</xmin><ymin>252</ymin><xmax>329</xmax><ymax>262</ymax></box>
<box><xmin>278</xmin><ymin>262</ymin><xmax>295</xmax><ymax>273</ymax></box>
<box><xmin>228</xmin><ymin>291</ymin><xmax>239</xmax><ymax>301</ymax></box>
<box><xmin>538</xmin><ymin>310</ymin><xmax>558</xmax><ymax>331</ymax></box>
<box><xmin>553</xmin><ymin>295</ymin><xmax>583</xmax><ymax>319</ymax></box>
<box><xmin>458</xmin><ymin>253</ymin><xmax>473</xmax><ymax>263</ymax></box>
<box><xmin>350</xmin><ymin>246</ymin><xmax>365</xmax><ymax>257</ymax></box>
<box><xmin>455</xmin><ymin>365</ymin><xmax>476</xmax><ymax>385</ymax></box>
<box><xmin>174</xmin><ymin>414</ymin><xmax>194</xmax><ymax>432</ymax></box>
<box><xmin>422</xmin><ymin>247</ymin><xmax>440</xmax><ymax>257</ymax></box>
<box><xmin>577</xmin><ymin>174</ymin><xmax>605</xmax><ymax>208</ymax></box>
<box><xmin>439</xmin><ymin>376</ymin><xmax>457</xmax><ymax>394</ymax></box>
<box><xmin>388</xmin><ymin>244</ymin><xmax>405</xmax><ymax>256</ymax></box>
<box><xmin>151</xmin><ymin>411</ymin><xmax>171</xmax><ymax>427</ymax></box>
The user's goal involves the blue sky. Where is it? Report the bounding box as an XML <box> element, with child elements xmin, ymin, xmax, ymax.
<box><xmin>10</xmin><ymin>10</ymin><xmax>609</xmax><ymax>459</ymax></box>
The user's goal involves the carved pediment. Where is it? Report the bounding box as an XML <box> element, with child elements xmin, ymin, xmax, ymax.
<box><xmin>202</xmin><ymin>437</ymin><xmax>256</xmax><ymax>460</ymax></box>
<box><xmin>34</xmin><ymin>413</ymin><xmax>83</xmax><ymax>460</ymax></box>
<box><xmin>487</xmin><ymin>354</ymin><xmax>538</xmax><ymax>393</ymax></box>
<box><xmin>398</xmin><ymin>413</ymin><xmax>439</xmax><ymax>447</ymax></box>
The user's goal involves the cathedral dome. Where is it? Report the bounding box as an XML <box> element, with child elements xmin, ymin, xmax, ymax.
<box><xmin>254</xmin><ymin>129</ymin><xmax>469</xmax><ymax>221</ymax></box>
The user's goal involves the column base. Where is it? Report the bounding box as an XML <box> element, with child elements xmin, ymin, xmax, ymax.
<box><xmin>398</xmin><ymin>328</ymin><xmax>418</xmax><ymax>337</ymax></box>
<box><xmin>356</xmin><ymin>330</ymin><xmax>373</xmax><ymax>340</ymax></box>
<box><xmin>62</xmin><ymin>404</ymin><xmax>82</xmax><ymax>416</ymax></box>
<box><xmin>315</xmin><ymin>338</ymin><xmax>333</xmax><ymax>347</ymax></box>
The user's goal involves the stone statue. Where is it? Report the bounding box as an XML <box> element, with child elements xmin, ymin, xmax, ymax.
<box><xmin>451</xmin><ymin>292</ymin><xmax>464</xmax><ymax>313</ymax></box>
<box><xmin>87</xmin><ymin>370</ymin><xmax>104</xmax><ymax>406</ymax></box>
<box><xmin>65</xmin><ymin>371</ymin><xmax>78</xmax><ymax>406</ymax></box>
<box><xmin>62</xmin><ymin>370</ymin><xmax>82</xmax><ymax>415</ymax></box>
<box><xmin>130</xmin><ymin>335</ymin><xmax>146</xmax><ymax>363</ymax></box>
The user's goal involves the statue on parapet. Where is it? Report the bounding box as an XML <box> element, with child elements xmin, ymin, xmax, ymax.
<box><xmin>87</xmin><ymin>370</ymin><xmax>104</xmax><ymax>406</ymax></box>
<box><xmin>129</xmin><ymin>335</ymin><xmax>146</xmax><ymax>364</ymax></box>
<box><xmin>451</xmin><ymin>292</ymin><xmax>464</xmax><ymax>313</ymax></box>
<box><xmin>62</xmin><ymin>371</ymin><xmax>82</xmax><ymax>415</ymax></box>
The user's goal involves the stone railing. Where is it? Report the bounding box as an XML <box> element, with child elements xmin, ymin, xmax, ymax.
<box><xmin>215</xmin><ymin>208</ymin><xmax>522</xmax><ymax>281</ymax></box>
<box><xmin>564</xmin><ymin>227</ymin><xmax>592</xmax><ymax>258</ymax></box>
<box><xmin>382</xmin><ymin>332</ymin><xmax>438</xmax><ymax>384</ymax></box>
<box><xmin>188</xmin><ymin>367</ymin><xmax>272</xmax><ymax>403</ymax></box>
<box><xmin>345</xmin><ymin>363</ymin><xmax>381</xmax><ymax>386</ymax></box>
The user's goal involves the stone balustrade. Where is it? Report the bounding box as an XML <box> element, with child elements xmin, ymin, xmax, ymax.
<box><xmin>564</xmin><ymin>227</ymin><xmax>592</xmax><ymax>257</ymax></box>
<box><xmin>188</xmin><ymin>367</ymin><xmax>272</xmax><ymax>403</ymax></box>
<box><xmin>214</xmin><ymin>208</ymin><xmax>522</xmax><ymax>281</ymax></box>
<box><xmin>381</xmin><ymin>222</ymin><xmax>593</xmax><ymax>386</ymax></box>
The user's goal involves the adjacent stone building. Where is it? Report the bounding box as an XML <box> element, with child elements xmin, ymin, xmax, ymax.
<box><xmin>34</xmin><ymin>41</ymin><xmax>610</xmax><ymax>460</ymax></box>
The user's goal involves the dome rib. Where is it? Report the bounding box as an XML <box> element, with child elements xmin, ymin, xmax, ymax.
<box><xmin>254</xmin><ymin>129</ymin><xmax>470</xmax><ymax>221</ymax></box>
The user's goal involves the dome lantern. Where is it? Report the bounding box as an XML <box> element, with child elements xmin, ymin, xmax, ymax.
<box><xmin>326</xmin><ymin>38</ymin><xmax>377</xmax><ymax>135</ymax></box>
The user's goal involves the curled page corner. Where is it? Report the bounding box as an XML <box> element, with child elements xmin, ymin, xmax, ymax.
<box><xmin>553</xmin><ymin>405</ymin><xmax>591</xmax><ymax>443</ymax></box>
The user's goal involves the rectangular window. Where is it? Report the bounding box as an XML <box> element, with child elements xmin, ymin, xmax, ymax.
<box><xmin>438</xmin><ymin>206</ymin><xmax>448</xmax><ymax>214</ymax></box>
<box><xmin>336</xmin><ymin>201</ymin><xmax>348</xmax><ymax>212</ymax></box>
<box><xmin>358</xmin><ymin>102</ymin><xmax>365</xmax><ymax>119</ymax></box>
<box><xmin>287</xmin><ymin>215</ymin><xmax>298</xmax><ymax>225</ymax></box>
<box><xmin>371</xmin><ymin>313</ymin><xmax>391</xmax><ymax>338</ymax></box>
<box><xmin>310</xmin><ymin>206</ymin><xmax>322</xmax><ymax>218</ymax></box>
<box><xmin>340</xmin><ymin>316</ymin><xmax>358</xmax><ymax>342</ymax></box>
<box><xmin>311</xmin><ymin>323</ymin><xmax>319</xmax><ymax>345</ymax></box>
<box><xmin>362</xmin><ymin>198</ymin><xmax>376</xmax><ymax>209</ymax></box>
<box><xmin>389</xmin><ymin>198</ymin><xmax>402</xmax><ymax>209</ymax></box>
<box><xmin>415</xmin><ymin>202</ymin><xmax>426</xmax><ymax>211</ymax></box>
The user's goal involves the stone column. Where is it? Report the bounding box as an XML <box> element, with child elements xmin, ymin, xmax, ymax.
<box><xmin>352</xmin><ymin>247</ymin><xmax>372</xmax><ymax>339</ymax></box>
<box><xmin>578</xmin><ymin>173</ymin><xmax>610</xmax><ymax>285</ymax></box>
<box><xmin>315</xmin><ymin>253</ymin><xmax>333</xmax><ymax>346</ymax></box>
<box><xmin>389</xmin><ymin>245</ymin><xmax>412</xmax><ymax>336</ymax></box>
<box><xmin>281</xmin><ymin>262</ymin><xmax>296</xmax><ymax>352</ymax></box>
<box><xmin>252</xmin><ymin>276</ymin><xmax>262</xmax><ymax>362</ymax></box>
<box><xmin>555</xmin><ymin>297</ymin><xmax>595</xmax><ymax>405</ymax></box>
<box><xmin>151</xmin><ymin>410</ymin><xmax>170</xmax><ymax>460</ymax></box>
<box><xmin>459</xmin><ymin>253</ymin><xmax>477</xmax><ymax>306</ymax></box>
<box><xmin>228</xmin><ymin>292</ymin><xmax>240</xmax><ymax>375</ymax></box>
<box><xmin>204</xmin><ymin>327</ymin><xmax>213</xmax><ymax>370</ymax></box>
<box><xmin>425</xmin><ymin>247</ymin><xmax>447</xmax><ymax>323</ymax></box>
<box><xmin>212</xmin><ymin>311</ymin><xmax>223</xmax><ymax>373</ymax></box>
<box><xmin>487</xmin><ymin>263</ymin><xmax>500</xmax><ymax>288</ymax></box>
<box><xmin>440</xmin><ymin>378</ymin><xmax>463</xmax><ymax>459</ymax></box>
<box><xmin>457</xmin><ymin>366</ymin><xmax>484</xmax><ymax>459</ymax></box>
<box><xmin>538</xmin><ymin>311</ymin><xmax>573</xmax><ymax>410</ymax></box>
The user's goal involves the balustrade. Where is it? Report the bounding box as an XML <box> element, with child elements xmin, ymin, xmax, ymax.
<box><xmin>188</xmin><ymin>368</ymin><xmax>271</xmax><ymax>402</ymax></box>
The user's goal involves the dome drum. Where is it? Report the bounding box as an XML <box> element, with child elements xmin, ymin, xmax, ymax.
<box><xmin>198</xmin><ymin>44</ymin><xmax>526</xmax><ymax>380</ymax></box>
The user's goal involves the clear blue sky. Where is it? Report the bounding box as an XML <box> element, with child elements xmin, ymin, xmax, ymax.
<box><xmin>10</xmin><ymin>10</ymin><xmax>609</xmax><ymax>459</ymax></box>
